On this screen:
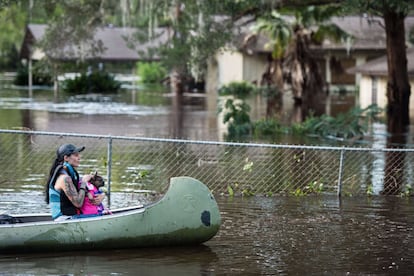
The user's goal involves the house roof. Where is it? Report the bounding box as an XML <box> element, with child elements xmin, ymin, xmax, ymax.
<box><xmin>314</xmin><ymin>16</ymin><xmax>399</xmax><ymax>51</ymax></box>
<box><xmin>20</xmin><ymin>24</ymin><xmax>168</xmax><ymax>62</ymax></box>
<box><xmin>236</xmin><ymin>16</ymin><xmax>414</xmax><ymax>55</ymax></box>
<box><xmin>347</xmin><ymin>48</ymin><xmax>414</xmax><ymax>77</ymax></box>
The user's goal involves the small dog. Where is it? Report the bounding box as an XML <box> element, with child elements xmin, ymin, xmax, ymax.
<box><xmin>89</xmin><ymin>171</ymin><xmax>105</xmax><ymax>190</ymax></box>
<box><xmin>80</xmin><ymin>171</ymin><xmax>111</xmax><ymax>215</ymax></box>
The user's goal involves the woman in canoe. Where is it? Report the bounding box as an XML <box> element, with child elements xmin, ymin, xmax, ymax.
<box><xmin>45</xmin><ymin>144</ymin><xmax>105</xmax><ymax>221</ymax></box>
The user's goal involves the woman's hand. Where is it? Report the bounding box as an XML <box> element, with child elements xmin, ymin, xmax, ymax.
<box><xmin>82</xmin><ymin>174</ymin><xmax>93</xmax><ymax>184</ymax></box>
<box><xmin>79</xmin><ymin>174</ymin><xmax>92</xmax><ymax>190</ymax></box>
<box><xmin>91</xmin><ymin>192</ymin><xmax>105</xmax><ymax>205</ymax></box>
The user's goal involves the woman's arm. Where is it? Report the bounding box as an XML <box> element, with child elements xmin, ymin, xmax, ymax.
<box><xmin>61</xmin><ymin>175</ymin><xmax>86</xmax><ymax>208</ymax></box>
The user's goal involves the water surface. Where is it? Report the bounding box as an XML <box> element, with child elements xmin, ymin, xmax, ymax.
<box><xmin>0</xmin><ymin>85</ymin><xmax>220</xmax><ymax>140</ymax></box>
<box><xmin>1</xmin><ymin>81</ymin><xmax>413</xmax><ymax>275</ymax></box>
<box><xmin>1</xmin><ymin>196</ymin><xmax>413</xmax><ymax>275</ymax></box>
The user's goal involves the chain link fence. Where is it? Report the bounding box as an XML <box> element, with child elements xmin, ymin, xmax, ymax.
<box><xmin>0</xmin><ymin>129</ymin><xmax>413</xmax><ymax>200</ymax></box>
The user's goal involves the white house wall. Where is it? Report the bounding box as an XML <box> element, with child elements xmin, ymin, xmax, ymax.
<box><xmin>242</xmin><ymin>54</ymin><xmax>267</xmax><ymax>84</ymax></box>
<box><xmin>359</xmin><ymin>76</ymin><xmax>388</xmax><ymax>110</ymax></box>
<box><xmin>216</xmin><ymin>50</ymin><xmax>244</xmax><ymax>87</ymax></box>
<box><xmin>359</xmin><ymin>75</ymin><xmax>414</xmax><ymax>116</ymax></box>
<box><xmin>32</xmin><ymin>48</ymin><xmax>45</xmax><ymax>60</ymax></box>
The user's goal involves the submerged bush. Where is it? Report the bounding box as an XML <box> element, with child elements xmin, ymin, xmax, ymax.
<box><xmin>14</xmin><ymin>65</ymin><xmax>53</xmax><ymax>86</ymax></box>
<box><xmin>223</xmin><ymin>98</ymin><xmax>252</xmax><ymax>139</ymax></box>
<box><xmin>218</xmin><ymin>81</ymin><xmax>256</xmax><ymax>99</ymax></box>
<box><xmin>218</xmin><ymin>81</ymin><xmax>257</xmax><ymax>140</ymax></box>
<box><xmin>252</xmin><ymin>105</ymin><xmax>383</xmax><ymax>141</ymax></box>
<box><xmin>137</xmin><ymin>62</ymin><xmax>167</xmax><ymax>83</ymax></box>
<box><xmin>217</xmin><ymin>80</ymin><xmax>382</xmax><ymax>142</ymax></box>
<box><xmin>63</xmin><ymin>71</ymin><xmax>121</xmax><ymax>93</ymax></box>
<box><xmin>295</xmin><ymin>105</ymin><xmax>383</xmax><ymax>139</ymax></box>
<box><xmin>253</xmin><ymin>119</ymin><xmax>284</xmax><ymax>136</ymax></box>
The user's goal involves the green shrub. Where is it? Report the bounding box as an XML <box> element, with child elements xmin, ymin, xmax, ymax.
<box><xmin>250</xmin><ymin>105</ymin><xmax>383</xmax><ymax>141</ymax></box>
<box><xmin>137</xmin><ymin>62</ymin><xmax>167</xmax><ymax>83</ymax></box>
<box><xmin>218</xmin><ymin>81</ymin><xmax>256</xmax><ymax>99</ymax></box>
<box><xmin>222</xmin><ymin>98</ymin><xmax>252</xmax><ymax>139</ymax></box>
<box><xmin>297</xmin><ymin>106</ymin><xmax>380</xmax><ymax>139</ymax></box>
<box><xmin>13</xmin><ymin>65</ymin><xmax>53</xmax><ymax>86</ymax></box>
<box><xmin>218</xmin><ymin>82</ymin><xmax>257</xmax><ymax>140</ymax></box>
<box><xmin>63</xmin><ymin>71</ymin><xmax>121</xmax><ymax>93</ymax></box>
<box><xmin>253</xmin><ymin>118</ymin><xmax>283</xmax><ymax>136</ymax></box>
<box><xmin>0</xmin><ymin>43</ymin><xmax>19</xmax><ymax>71</ymax></box>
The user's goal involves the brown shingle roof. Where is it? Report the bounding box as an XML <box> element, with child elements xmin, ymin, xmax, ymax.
<box><xmin>316</xmin><ymin>16</ymin><xmax>414</xmax><ymax>51</ymax></box>
<box><xmin>20</xmin><ymin>24</ymin><xmax>168</xmax><ymax>62</ymax></box>
<box><xmin>236</xmin><ymin>16</ymin><xmax>414</xmax><ymax>54</ymax></box>
<box><xmin>347</xmin><ymin>48</ymin><xmax>414</xmax><ymax>77</ymax></box>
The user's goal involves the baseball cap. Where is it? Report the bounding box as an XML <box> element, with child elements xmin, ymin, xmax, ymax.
<box><xmin>57</xmin><ymin>144</ymin><xmax>85</xmax><ymax>158</ymax></box>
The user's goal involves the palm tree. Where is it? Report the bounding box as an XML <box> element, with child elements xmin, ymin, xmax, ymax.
<box><xmin>253</xmin><ymin>5</ymin><xmax>350</xmax><ymax>121</ymax></box>
<box><xmin>252</xmin><ymin>11</ymin><xmax>291</xmax><ymax>118</ymax></box>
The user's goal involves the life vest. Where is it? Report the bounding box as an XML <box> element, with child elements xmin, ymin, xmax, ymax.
<box><xmin>49</xmin><ymin>163</ymin><xmax>81</xmax><ymax>219</ymax></box>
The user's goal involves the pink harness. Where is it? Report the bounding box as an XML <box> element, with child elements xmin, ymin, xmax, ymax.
<box><xmin>80</xmin><ymin>182</ymin><xmax>104</xmax><ymax>215</ymax></box>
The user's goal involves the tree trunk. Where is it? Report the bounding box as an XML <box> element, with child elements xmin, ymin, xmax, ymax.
<box><xmin>261</xmin><ymin>55</ymin><xmax>283</xmax><ymax>118</ymax></box>
<box><xmin>285</xmin><ymin>27</ymin><xmax>326</xmax><ymax>122</ymax></box>
<box><xmin>169</xmin><ymin>68</ymin><xmax>185</xmax><ymax>138</ymax></box>
<box><xmin>170</xmin><ymin>68</ymin><xmax>184</xmax><ymax>95</ymax></box>
<box><xmin>383</xmin><ymin>10</ymin><xmax>411</xmax><ymax>195</ymax></box>
<box><xmin>168</xmin><ymin>1</ymin><xmax>186</xmax><ymax>136</ymax></box>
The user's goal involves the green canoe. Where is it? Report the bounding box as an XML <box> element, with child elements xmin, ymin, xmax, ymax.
<box><xmin>0</xmin><ymin>176</ymin><xmax>221</xmax><ymax>253</ymax></box>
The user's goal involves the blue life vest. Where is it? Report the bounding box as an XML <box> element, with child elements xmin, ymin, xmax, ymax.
<box><xmin>48</xmin><ymin>163</ymin><xmax>81</xmax><ymax>219</ymax></box>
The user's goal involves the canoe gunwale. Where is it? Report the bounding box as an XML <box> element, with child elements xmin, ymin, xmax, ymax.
<box><xmin>0</xmin><ymin>205</ymin><xmax>147</xmax><ymax>228</ymax></box>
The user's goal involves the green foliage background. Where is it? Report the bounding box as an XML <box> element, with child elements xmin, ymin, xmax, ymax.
<box><xmin>136</xmin><ymin>62</ymin><xmax>167</xmax><ymax>84</ymax></box>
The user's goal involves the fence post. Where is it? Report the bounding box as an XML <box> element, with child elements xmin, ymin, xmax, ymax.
<box><xmin>107</xmin><ymin>137</ymin><xmax>113</xmax><ymax>208</ymax></box>
<box><xmin>337</xmin><ymin>147</ymin><xmax>345</xmax><ymax>197</ymax></box>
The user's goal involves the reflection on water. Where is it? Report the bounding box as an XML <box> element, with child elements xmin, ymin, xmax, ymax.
<box><xmin>210</xmin><ymin>196</ymin><xmax>414</xmax><ymax>274</ymax></box>
<box><xmin>1</xmin><ymin>196</ymin><xmax>414</xmax><ymax>275</ymax></box>
<box><xmin>0</xmin><ymin>86</ymin><xmax>220</xmax><ymax>140</ymax></box>
<box><xmin>0</xmin><ymin>93</ymin><xmax>169</xmax><ymax>115</ymax></box>
<box><xmin>0</xmin><ymin>246</ymin><xmax>218</xmax><ymax>275</ymax></box>
<box><xmin>371</xmin><ymin>123</ymin><xmax>387</xmax><ymax>194</ymax></box>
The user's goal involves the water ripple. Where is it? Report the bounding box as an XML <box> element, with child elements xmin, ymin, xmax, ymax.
<box><xmin>0</xmin><ymin>97</ymin><xmax>168</xmax><ymax>116</ymax></box>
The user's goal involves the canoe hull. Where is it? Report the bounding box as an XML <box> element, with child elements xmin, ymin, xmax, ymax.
<box><xmin>0</xmin><ymin>176</ymin><xmax>221</xmax><ymax>253</ymax></box>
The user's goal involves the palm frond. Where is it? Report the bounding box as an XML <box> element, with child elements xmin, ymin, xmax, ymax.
<box><xmin>312</xmin><ymin>23</ymin><xmax>353</xmax><ymax>44</ymax></box>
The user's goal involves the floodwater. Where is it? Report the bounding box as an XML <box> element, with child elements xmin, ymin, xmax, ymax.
<box><xmin>0</xmin><ymin>82</ymin><xmax>222</xmax><ymax>141</ymax></box>
<box><xmin>1</xmin><ymin>81</ymin><xmax>414</xmax><ymax>275</ymax></box>
<box><xmin>1</xmin><ymin>196</ymin><xmax>414</xmax><ymax>275</ymax></box>
<box><xmin>0</xmin><ymin>79</ymin><xmax>360</xmax><ymax>143</ymax></box>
